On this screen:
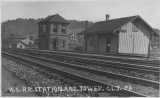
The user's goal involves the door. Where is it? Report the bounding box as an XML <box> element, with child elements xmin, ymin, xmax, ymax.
<box><xmin>106</xmin><ymin>38</ymin><xmax>111</xmax><ymax>52</ymax></box>
<box><xmin>52</xmin><ymin>38</ymin><xmax>57</xmax><ymax>50</ymax></box>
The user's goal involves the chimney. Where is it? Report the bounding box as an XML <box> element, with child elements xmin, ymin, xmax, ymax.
<box><xmin>106</xmin><ymin>14</ymin><xmax>110</xmax><ymax>21</ymax></box>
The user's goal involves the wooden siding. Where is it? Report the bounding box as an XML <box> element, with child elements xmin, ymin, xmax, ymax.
<box><xmin>38</xmin><ymin>23</ymin><xmax>50</xmax><ymax>50</ymax></box>
<box><xmin>57</xmin><ymin>37</ymin><xmax>69</xmax><ymax>50</ymax></box>
<box><xmin>86</xmin><ymin>34</ymin><xmax>118</xmax><ymax>53</ymax></box>
<box><xmin>110</xmin><ymin>35</ymin><xmax>118</xmax><ymax>53</ymax></box>
<box><xmin>86</xmin><ymin>35</ymin><xmax>96</xmax><ymax>52</ymax></box>
<box><xmin>118</xmin><ymin>22</ymin><xmax>150</xmax><ymax>55</ymax></box>
<box><xmin>98</xmin><ymin>35</ymin><xmax>107</xmax><ymax>53</ymax></box>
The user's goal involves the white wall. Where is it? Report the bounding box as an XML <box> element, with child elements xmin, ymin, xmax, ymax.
<box><xmin>118</xmin><ymin>22</ymin><xmax>150</xmax><ymax>55</ymax></box>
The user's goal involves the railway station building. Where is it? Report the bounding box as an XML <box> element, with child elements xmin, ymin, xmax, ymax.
<box><xmin>83</xmin><ymin>15</ymin><xmax>158</xmax><ymax>57</ymax></box>
<box><xmin>38</xmin><ymin>14</ymin><xmax>70</xmax><ymax>50</ymax></box>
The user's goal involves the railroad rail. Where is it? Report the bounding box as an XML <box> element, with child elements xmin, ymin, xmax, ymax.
<box><xmin>2</xmin><ymin>56</ymin><xmax>109</xmax><ymax>96</ymax></box>
<box><xmin>11</xmin><ymin>48</ymin><xmax>160</xmax><ymax>66</ymax></box>
<box><xmin>9</xmin><ymin>49</ymin><xmax>160</xmax><ymax>75</ymax></box>
<box><xmin>2</xmin><ymin>50</ymin><xmax>160</xmax><ymax>97</ymax></box>
<box><xmin>10</xmin><ymin>49</ymin><xmax>160</xmax><ymax>83</ymax></box>
<box><xmin>6</xmin><ymin>51</ymin><xmax>160</xmax><ymax>87</ymax></box>
<box><xmin>10</xmin><ymin>49</ymin><xmax>160</xmax><ymax>69</ymax></box>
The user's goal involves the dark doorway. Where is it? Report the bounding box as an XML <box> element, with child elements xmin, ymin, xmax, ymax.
<box><xmin>52</xmin><ymin>38</ymin><xmax>57</xmax><ymax>50</ymax></box>
<box><xmin>106</xmin><ymin>38</ymin><xmax>111</xmax><ymax>52</ymax></box>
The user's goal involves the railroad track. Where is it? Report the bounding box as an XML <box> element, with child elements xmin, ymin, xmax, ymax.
<box><xmin>3</xmin><ymin>52</ymin><xmax>146</xmax><ymax>97</ymax></box>
<box><xmin>2</xmin><ymin>51</ymin><xmax>160</xmax><ymax>97</ymax></box>
<box><xmin>12</xmin><ymin>48</ymin><xmax>160</xmax><ymax>66</ymax></box>
<box><xmin>11</xmin><ymin>49</ymin><xmax>160</xmax><ymax>70</ymax></box>
<box><xmin>10</xmin><ymin>49</ymin><xmax>160</xmax><ymax>82</ymax></box>
<box><xmin>43</xmin><ymin>50</ymin><xmax>160</xmax><ymax>66</ymax></box>
<box><xmin>7</xmin><ymin>51</ymin><xmax>160</xmax><ymax>87</ymax></box>
<box><xmin>2</xmin><ymin>57</ymin><xmax>109</xmax><ymax>97</ymax></box>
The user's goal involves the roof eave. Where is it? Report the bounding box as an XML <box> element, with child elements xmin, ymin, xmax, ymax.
<box><xmin>38</xmin><ymin>20</ymin><xmax>69</xmax><ymax>24</ymax></box>
<box><xmin>134</xmin><ymin>16</ymin><xmax>154</xmax><ymax>33</ymax></box>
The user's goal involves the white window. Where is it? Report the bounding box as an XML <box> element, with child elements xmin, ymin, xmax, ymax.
<box><xmin>61</xmin><ymin>25</ymin><xmax>66</xmax><ymax>33</ymax></box>
<box><xmin>53</xmin><ymin>24</ymin><xmax>58</xmax><ymax>32</ymax></box>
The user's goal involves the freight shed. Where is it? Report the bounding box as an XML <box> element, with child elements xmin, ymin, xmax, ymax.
<box><xmin>83</xmin><ymin>15</ymin><xmax>156</xmax><ymax>57</ymax></box>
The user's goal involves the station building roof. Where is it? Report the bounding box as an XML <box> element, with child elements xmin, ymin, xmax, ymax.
<box><xmin>83</xmin><ymin>15</ymin><xmax>154</xmax><ymax>34</ymax></box>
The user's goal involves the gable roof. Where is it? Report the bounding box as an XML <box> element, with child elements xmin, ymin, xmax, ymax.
<box><xmin>39</xmin><ymin>14</ymin><xmax>69</xmax><ymax>24</ymax></box>
<box><xmin>83</xmin><ymin>15</ymin><xmax>153</xmax><ymax>34</ymax></box>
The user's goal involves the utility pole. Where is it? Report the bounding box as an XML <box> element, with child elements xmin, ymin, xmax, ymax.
<box><xmin>147</xmin><ymin>33</ymin><xmax>151</xmax><ymax>59</ymax></box>
<box><xmin>132</xmin><ymin>32</ymin><xmax>135</xmax><ymax>55</ymax></box>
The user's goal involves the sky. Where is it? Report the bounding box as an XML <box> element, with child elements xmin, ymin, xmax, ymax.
<box><xmin>1</xmin><ymin>0</ymin><xmax>160</xmax><ymax>29</ymax></box>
